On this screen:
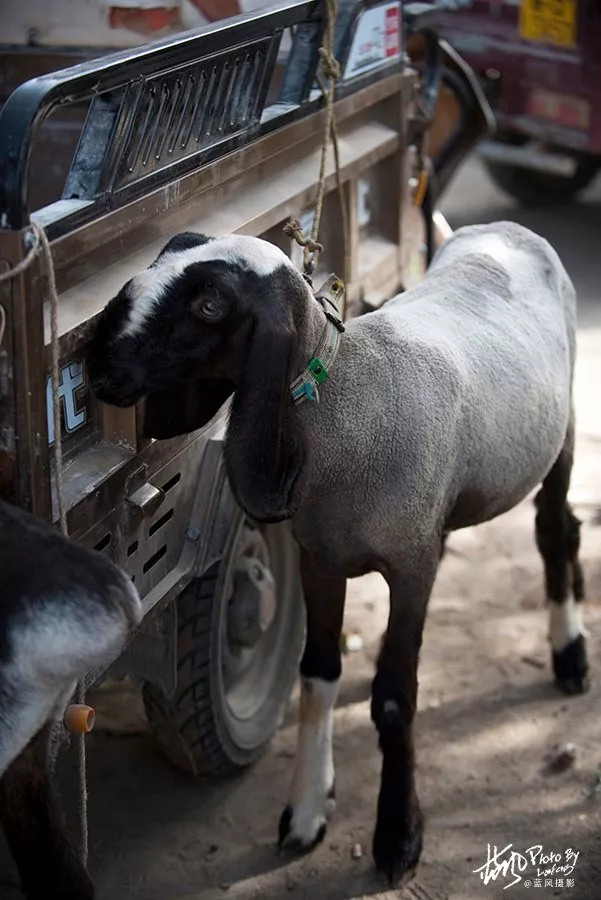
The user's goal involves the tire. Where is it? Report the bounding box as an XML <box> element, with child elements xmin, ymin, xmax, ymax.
<box><xmin>484</xmin><ymin>158</ymin><xmax>599</xmax><ymax>206</ymax></box>
<box><xmin>143</xmin><ymin>513</ymin><xmax>304</xmax><ymax>776</ymax></box>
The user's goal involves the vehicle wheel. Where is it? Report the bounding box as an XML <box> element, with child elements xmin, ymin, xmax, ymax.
<box><xmin>143</xmin><ymin>513</ymin><xmax>304</xmax><ymax>775</ymax></box>
<box><xmin>484</xmin><ymin>158</ymin><xmax>599</xmax><ymax>206</ymax></box>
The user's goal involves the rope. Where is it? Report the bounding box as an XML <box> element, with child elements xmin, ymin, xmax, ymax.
<box><xmin>285</xmin><ymin>0</ymin><xmax>346</xmax><ymax>281</ymax></box>
<box><xmin>282</xmin><ymin>221</ymin><xmax>323</xmax><ymax>259</ymax></box>
<box><xmin>0</xmin><ymin>232</ymin><xmax>46</xmax><ymax>285</ymax></box>
<box><xmin>318</xmin><ymin>70</ymin><xmax>350</xmax><ymax>294</ymax></box>
<box><xmin>75</xmin><ymin>681</ymin><xmax>89</xmax><ymax>868</ymax></box>
<box><xmin>0</xmin><ymin>221</ymin><xmax>89</xmax><ymax>868</ymax></box>
<box><xmin>34</xmin><ymin>223</ymin><xmax>68</xmax><ymax>535</ymax></box>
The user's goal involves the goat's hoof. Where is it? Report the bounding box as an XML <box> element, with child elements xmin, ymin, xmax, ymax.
<box><xmin>553</xmin><ymin>635</ymin><xmax>589</xmax><ymax>695</ymax></box>
<box><xmin>556</xmin><ymin>674</ymin><xmax>590</xmax><ymax>695</ymax></box>
<box><xmin>372</xmin><ymin>810</ymin><xmax>423</xmax><ymax>886</ymax></box>
<box><xmin>278</xmin><ymin>804</ymin><xmax>328</xmax><ymax>853</ymax></box>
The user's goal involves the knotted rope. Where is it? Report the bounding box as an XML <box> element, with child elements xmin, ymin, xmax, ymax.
<box><xmin>0</xmin><ymin>221</ymin><xmax>89</xmax><ymax>868</ymax></box>
<box><xmin>285</xmin><ymin>0</ymin><xmax>348</xmax><ymax>284</ymax></box>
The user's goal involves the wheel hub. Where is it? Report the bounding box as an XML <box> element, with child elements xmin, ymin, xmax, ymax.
<box><xmin>227</xmin><ymin>525</ymin><xmax>277</xmax><ymax>649</ymax></box>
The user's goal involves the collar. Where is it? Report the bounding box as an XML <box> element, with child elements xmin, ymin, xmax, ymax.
<box><xmin>290</xmin><ymin>273</ymin><xmax>345</xmax><ymax>405</ymax></box>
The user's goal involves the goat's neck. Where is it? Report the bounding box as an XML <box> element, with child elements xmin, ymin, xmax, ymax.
<box><xmin>291</xmin><ymin>288</ymin><xmax>331</xmax><ymax>374</ymax></box>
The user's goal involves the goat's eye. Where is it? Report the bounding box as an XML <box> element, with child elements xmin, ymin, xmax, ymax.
<box><xmin>191</xmin><ymin>296</ymin><xmax>225</xmax><ymax>321</ymax></box>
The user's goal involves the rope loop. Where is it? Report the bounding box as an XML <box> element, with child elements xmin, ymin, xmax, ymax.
<box><xmin>283</xmin><ymin>219</ymin><xmax>324</xmax><ymax>265</ymax></box>
<box><xmin>318</xmin><ymin>45</ymin><xmax>341</xmax><ymax>80</ymax></box>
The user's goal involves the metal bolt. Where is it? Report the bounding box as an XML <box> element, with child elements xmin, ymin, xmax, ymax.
<box><xmin>186</xmin><ymin>526</ymin><xmax>201</xmax><ymax>542</ymax></box>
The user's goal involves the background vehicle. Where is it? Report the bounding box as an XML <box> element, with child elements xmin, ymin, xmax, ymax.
<box><xmin>0</xmin><ymin>0</ymin><xmax>491</xmax><ymax>780</ymax></box>
<box><xmin>437</xmin><ymin>0</ymin><xmax>601</xmax><ymax>204</ymax></box>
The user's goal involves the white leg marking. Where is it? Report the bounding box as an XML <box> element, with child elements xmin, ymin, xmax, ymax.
<box><xmin>549</xmin><ymin>598</ymin><xmax>585</xmax><ymax>652</ymax></box>
<box><xmin>283</xmin><ymin>676</ymin><xmax>339</xmax><ymax>847</ymax></box>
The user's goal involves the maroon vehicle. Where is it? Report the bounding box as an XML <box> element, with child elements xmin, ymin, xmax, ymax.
<box><xmin>437</xmin><ymin>0</ymin><xmax>601</xmax><ymax>204</ymax></box>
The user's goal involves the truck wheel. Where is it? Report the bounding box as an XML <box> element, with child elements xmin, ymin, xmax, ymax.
<box><xmin>484</xmin><ymin>159</ymin><xmax>599</xmax><ymax>206</ymax></box>
<box><xmin>143</xmin><ymin>514</ymin><xmax>304</xmax><ymax>775</ymax></box>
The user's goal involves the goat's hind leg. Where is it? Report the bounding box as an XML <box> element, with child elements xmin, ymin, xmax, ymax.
<box><xmin>371</xmin><ymin>550</ymin><xmax>439</xmax><ymax>885</ymax></box>
<box><xmin>535</xmin><ymin>421</ymin><xmax>588</xmax><ymax>694</ymax></box>
<box><xmin>0</xmin><ymin>720</ymin><xmax>93</xmax><ymax>900</ymax></box>
<box><xmin>278</xmin><ymin>551</ymin><xmax>345</xmax><ymax>852</ymax></box>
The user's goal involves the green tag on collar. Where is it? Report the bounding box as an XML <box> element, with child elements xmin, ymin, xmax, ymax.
<box><xmin>308</xmin><ymin>356</ymin><xmax>328</xmax><ymax>384</ymax></box>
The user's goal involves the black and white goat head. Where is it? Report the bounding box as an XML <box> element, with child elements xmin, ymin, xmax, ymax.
<box><xmin>88</xmin><ymin>233</ymin><xmax>309</xmax><ymax>524</ymax></box>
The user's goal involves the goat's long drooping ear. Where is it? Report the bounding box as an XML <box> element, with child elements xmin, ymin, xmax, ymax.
<box><xmin>143</xmin><ymin>378</ymin><xmax>234</xmax><ymax>439</ymax></box>
<box><xmin>224</xmin><ymin>286</ymin><xmax>304</xmax><ymax>522</ymax></box>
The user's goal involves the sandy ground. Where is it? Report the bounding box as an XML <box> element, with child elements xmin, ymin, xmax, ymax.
<box><xmin>2</xmin><ymin>159</ymin><xmax>601</xmax><ymax>900</ymax></box>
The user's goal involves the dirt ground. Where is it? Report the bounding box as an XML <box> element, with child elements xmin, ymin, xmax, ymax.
<box><xmin>2</xmin><ymin>159</ymin><xmax>601</xmax><ymax>900</ymax></box>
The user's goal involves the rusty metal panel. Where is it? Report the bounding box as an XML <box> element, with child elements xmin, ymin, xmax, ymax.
<box><xmin>0</xmin><ymin>230</ymin><xmax>51</xmax><ymax>515</ymax></box>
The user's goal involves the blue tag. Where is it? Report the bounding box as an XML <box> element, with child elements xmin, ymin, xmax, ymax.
<box><xmin>302</xmin><ymin>382</ymin><xmax>316</xmax><ymax>401</ymax></box>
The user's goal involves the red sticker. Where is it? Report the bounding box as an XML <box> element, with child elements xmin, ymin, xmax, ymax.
<box><xmin>385</xmin><ymin>6</ymin><xmax>400</xmax><ymax>58</ymax></box>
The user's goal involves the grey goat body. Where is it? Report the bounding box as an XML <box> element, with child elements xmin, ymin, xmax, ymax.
<box><xmin>292</xmin><ymin>221</ymin><xmax>575</xmax><ymax>572</ymax></box>
<box><xmin>87</xmin><ymin>219</ymin><xmax>587</xmax><ymax>887</ymax></box>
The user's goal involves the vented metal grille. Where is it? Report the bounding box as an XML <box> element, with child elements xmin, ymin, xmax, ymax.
<box><xmin>86</xmin><ymin>447</ymin><xmax>201</xmax><ymax>599</ymax></box>
<box><xmin>104</xmin><ymin>39</ymin><xmax>274</xmax><ymax>192</ymax></box>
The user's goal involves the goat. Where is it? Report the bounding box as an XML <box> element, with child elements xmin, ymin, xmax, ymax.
<box><xmin>86</xmin><ymin>222</ymin><xmax>587</xmax><ymax>885</ymax></box>
<box><xmin>0</xmin><ymin>499</ymin><xmax>142</xmax><ymax>899</ymax></box>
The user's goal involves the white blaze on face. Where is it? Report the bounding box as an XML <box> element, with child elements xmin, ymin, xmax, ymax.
<box><xmin>121</xmin><ymin>234</ymin><xmax>296</xmax><ymax>337</ymax></box>
<box><xmin>283</xmin><ymin>676</ymin><xmax>338</xmax><ymax>847</ymax></box>
<box><xmin>549</xmin><ymin>598</ymin><xmax>585</xmax><ymax>652</ymax></box>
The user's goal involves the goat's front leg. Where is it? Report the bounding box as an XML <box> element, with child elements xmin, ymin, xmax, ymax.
<box><xmin>0</xmin><ymin>723</ymin><xmax>93</xmax><ymax>900</ymax></box>
<box><xmin>278</xmin><ymin>550</ymin><xmax>346</xmax><ymax>851</ymax></box>
<box><xmin>371</xmin><ymin>551</ymin><xmax>438</xmax><ymax>885</ymax></box>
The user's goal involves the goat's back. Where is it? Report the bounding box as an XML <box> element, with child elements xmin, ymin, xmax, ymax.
<box><xmin>431</xmin><ymin>220</ymin><xmax>574</xmax><ymax>315</ymax></box>
<box><xmin>381</xmin><ymin>220</ymin><xmax>576</xmax><ymax>382</ymax></box>
<box><xmin>396</xmin><ymin>220</ymin><xmax>574</xmax><ymax>331</ymax></box>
